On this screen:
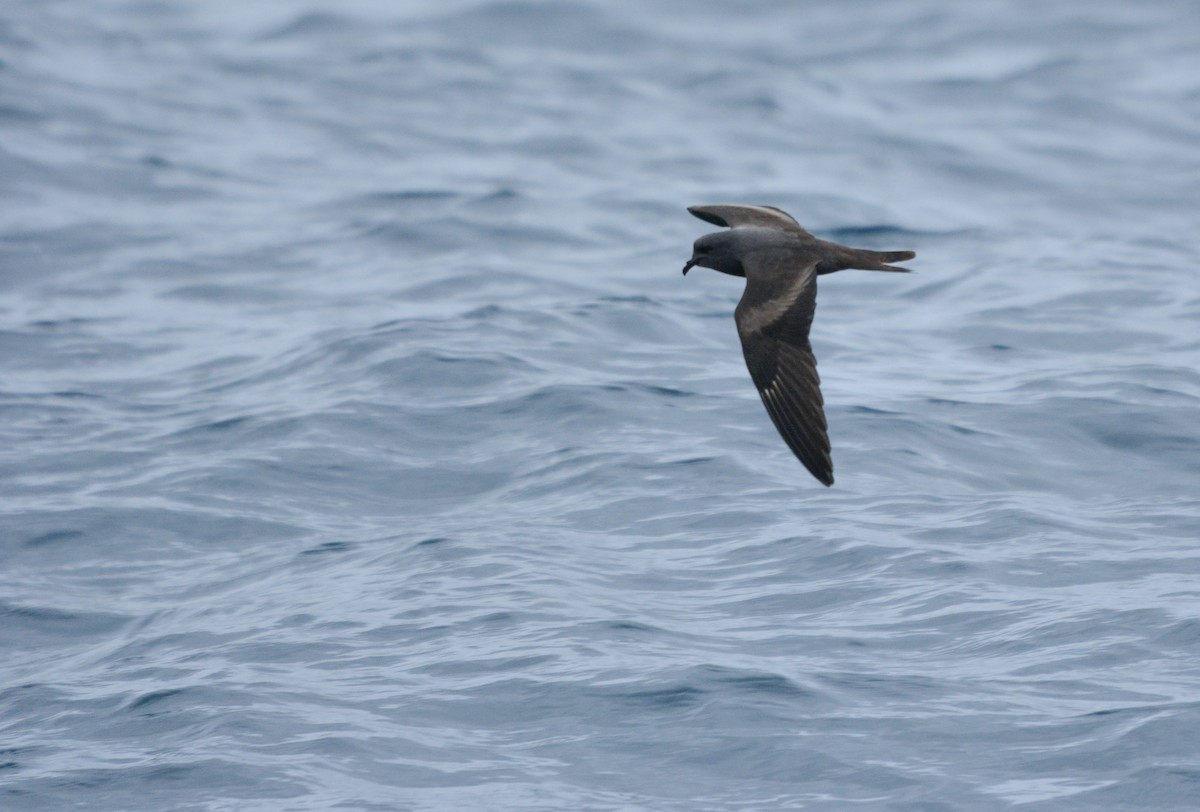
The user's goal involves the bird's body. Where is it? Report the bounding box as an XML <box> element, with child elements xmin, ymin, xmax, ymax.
<box><xmin>682</xmin><ymin>204</ymin><xmax>915</xmax><ymax>486</ymax></box>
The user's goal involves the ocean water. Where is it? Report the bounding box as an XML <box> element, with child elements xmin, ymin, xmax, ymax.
<box><xmin>3</xmin><ymin>0</ymin><xmax>1200</xmax><ymax>809</ymax></box>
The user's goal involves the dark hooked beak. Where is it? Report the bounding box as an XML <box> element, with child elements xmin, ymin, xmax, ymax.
<box><xmin>682</xmin><ymin>258</ymin><xmax>697</xmax><ymax>275</ymax></box>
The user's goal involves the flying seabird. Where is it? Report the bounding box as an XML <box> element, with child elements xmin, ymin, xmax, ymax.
<box><xmin>682</xmin><ymin>204</ymin><xmax>915</xmax><ymax>486</ymax></box>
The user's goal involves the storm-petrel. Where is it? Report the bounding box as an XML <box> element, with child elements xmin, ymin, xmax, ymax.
<box><xmin>682</xmin><ymin>204</ymin><xmax>915</xmax><ymax>486</ymax></box>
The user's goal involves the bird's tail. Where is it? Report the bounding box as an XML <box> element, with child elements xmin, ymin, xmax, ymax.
<box><xmin>841</xmin><ymin>248</ymin><xmax>916</xmax><ymax>273</ymax></box>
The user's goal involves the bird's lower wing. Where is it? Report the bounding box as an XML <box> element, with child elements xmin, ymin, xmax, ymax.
<box><xmin>735</xmin><ymin>261</ymin><xmax>833</xmax><ymax>485</ymax></box>
<box><xmin>739</xmin><ymin>335</ymin><xmax>833</xmax><ymax>485</ymax></box>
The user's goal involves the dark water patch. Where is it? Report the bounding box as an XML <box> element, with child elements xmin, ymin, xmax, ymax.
<box><xmin>415</xmin><ymin>654</ymin><xmax>557</xmax><ymax>678</ymax></box>
<box><xmin>431</xmin><ymin>2</ymin><xmax>652</xmax><ymax>52</ymax></box>
<box><xmin>353</xmin><ymin>188</ymin><xmax>461</xmax><ymax>205</ymax></box>
<box><xmin>170</xmin><ymin>415</ymin><xmax>251</xmax><ymax>435</ymax></box>
<box><xmin>623</xmin><ymin>684</ymin><xmax>708</xmax><ymax>712</ymax></box>
<box><xmin>5</xmin><ymin>507</ymin><xmax>303</xmax><ymax>558</ymax></box>
<box><xmin>473</xmin><ymin>186</ymin><xmax>520</xmax><ymax>204</ymax></box>
<box><xmin>163</xmin><ymin>283</ymin><xmax>295</xmax><ymax>304</ymax></box>
<box><xmin>299</xmin><ymin>540</ymin><xmax>355</xmax><ymax>556</ymax></box>
<box><xmin>353</xmin><ymin>214</ymin><xmax>593</xmax><ymax>254</ymax></box>
<box><xmin>257</xmin><ymin>12</ymin><xmax>358</xmax><ymax>41</ymax></box>
<box><xmin>604</xmin><ymin>620</ymin><xmax>659</xmax><ymax>634</ymax></box>
<box><xmin>370</xmin><ymin>349</ymin><xmax>535</xmax><ymax>395</ymax></box>
<box><xmin>702</xmin><ymin>666</ymin><xmax>815</xmax><ymax>701</ymax></box>
<box><xmin>49</xmin><ymin>390</ymin><xmax>103</xmax><ymax>399</ymax></box>
<box><xmin>1153</xmin><ymin>619</ymin><xmax>1200</xmax><ymax>648</ymax></box>
<box><xmin>0</xmin><ymin>603</ymin><xmax>128</xmax><ymax>646</ymax></box>
<box><xmin>16</xmin><ymin>760</ymin><xmax>308</xmax><ymax>808</ymax></box>
<box><xmin>126</xmin><ymin>688</ymin><xmax>186</xmax><ymax>711</ymax></box>
<box><xmin>22</xmin><ymin>529</ymin><xmax>85</xmax><ymax>547</ymax></box>
<box><xmin>824</xmin><ymin>224</ymin><xmax>925</xmax><ymax>242</ymax></box>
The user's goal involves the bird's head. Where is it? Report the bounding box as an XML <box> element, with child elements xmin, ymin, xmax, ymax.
<box><xmin>682</xmin><ymin>231</ymin><xmax>745</xmax><ymax>277</ymax></box>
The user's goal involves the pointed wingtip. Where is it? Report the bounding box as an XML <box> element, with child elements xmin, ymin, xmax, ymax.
<box><xmin>687</xmin><ymin>205</ymin><xmax>729</xmax><ymax>228</ymax></box>
<box><xmin>687</xmin><ymin>204</ymin><xmax>809</xmax><ymax>233</ymax></box>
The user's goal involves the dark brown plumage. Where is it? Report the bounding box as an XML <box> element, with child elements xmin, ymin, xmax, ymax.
<box><xmin>682</xmin><ymin>204</ymin><xmax>915</xmax><ymax>486</ymax></box>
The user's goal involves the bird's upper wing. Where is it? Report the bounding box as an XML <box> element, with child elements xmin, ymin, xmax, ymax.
<box><xmin>734</xmin><ymin>254</ymin><xmax>833</xmax><ymax>485</ymax></box>
<box><xmin>688</xmin><ymin>204</ymin><xmax>814</xmax><ymax>237</ymax></box>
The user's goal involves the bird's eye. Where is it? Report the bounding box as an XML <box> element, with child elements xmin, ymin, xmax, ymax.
<box><xmin>696</xmin><ymin>245</ymin><xmax>710</xmax><ymax>254</ymax></box>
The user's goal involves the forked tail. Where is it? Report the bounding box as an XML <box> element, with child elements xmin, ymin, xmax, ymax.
<box><xmin>840</xmin><ymin>248</ymin><xmax>916</xmax><ymax>273</ymax></box>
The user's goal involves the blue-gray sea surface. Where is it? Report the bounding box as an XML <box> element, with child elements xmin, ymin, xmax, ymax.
<box><xmin>3</xmin><ymin>1</ymin><xmax>1200</xmax><ymax>810</ymax></box>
